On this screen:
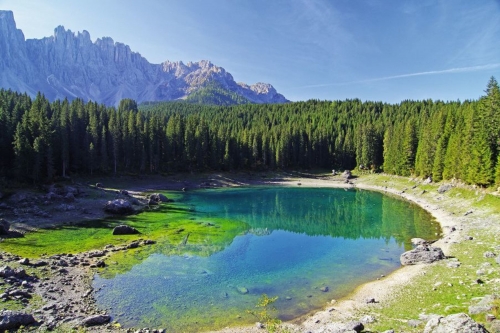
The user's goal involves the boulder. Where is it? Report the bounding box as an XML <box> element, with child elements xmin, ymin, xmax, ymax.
<box><xmin>469</xmin><ymin>295</ymin><xmax>497</xmax><ymax>315</ymax></box>
<box><xmin>64</xmin><ymin>192</ymin><xmax>75</xmax><ymax>202</ymax></box>
<box><xmin>437</xmin><ymin>184</ymin><xmax>453</xmax><ymax>194</ymax></box>
<box><xmin>46</xmin><ymin>192</ymin><xmax>62</xmax><ymax>201</ymax></box>
<box><xmin>112</xmin><ymin>225</ymin><xmax>139</xmax><ymax>235</ymax></box>
<box><xmin>423</xmin><ymin>313</ymin><xmax>488</xmax><ymax>333</ymax></box>
<box><xmin>81</xmin><ymin>314</ymin><xmax>111</xmax><ymax>327</ymax></box>
<box><xmin>8</xmin><ymin>193</ymin><xmax>28</xmax><ymax>204</ymax></box>
<box><xmin>342</xmin><ymin>170</ymin><xmax>352</xmax><ymax>179</ymax></box>
<box><xmin>0</xmin><ymin>266</ymin><xmax>28</xmax><ymax>279</ymax></box>
<box><xmin>0</xmin><ymin>218</ymin><xmax>10</xmax><ymax>234</ymax></box>
<box><xmin>423</xmin><ymin>176</ymin><xmax>432</xmax><ymax>184</ymax></box>
<box><xmin>0</xmin><ymin>310</ymin><xmax>36</xmax><ymax>330</ymax></box>
<box><xmin>483</xmin><ymin>251</ymin><xmax>496</xmax><ymax>258</ymax></box>
<box><xmin>315</xmin><ymin>321</ymin><xmax>364</xmax><ymax>333</ymax></box>
<box><xmin>104</xmin><ymin>199</ymin><xmax>134</xmax><ymax>215</ymax></box>
<box><xmin>400</xmin><ymin>245</ymin><xmax>445</xmax><ymax>265</ymax></box>
<box><xmin>411</xmin><ymin>238</ymin><xmax>428</xmax><ymax>246</ymax></box>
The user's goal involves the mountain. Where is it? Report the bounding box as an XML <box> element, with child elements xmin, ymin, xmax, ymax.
<box><xmin>0</xmin><ymin>10</ymin><xmax>288</xmax><ymax>106</ymax></box>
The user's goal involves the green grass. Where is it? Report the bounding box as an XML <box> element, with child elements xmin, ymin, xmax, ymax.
<box><xmin>0</xmin><ymin>190</ymin><xmax>248</xmax><ymax>260</ymax></box>
<box><xmin>2</xmin><ymin>174</ymin><xmax>499</xmax><ymax>332</ymax></box>
<box><xmin>345</xmin><ymin>174</ymin><xmax>500</xmax><ymax>332</ymax></box>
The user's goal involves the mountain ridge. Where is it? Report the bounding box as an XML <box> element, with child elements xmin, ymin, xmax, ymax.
<box><xmin>0</xmin><ymin>10</ymin><xmax>288</xmax><ymax>106</ymax></box>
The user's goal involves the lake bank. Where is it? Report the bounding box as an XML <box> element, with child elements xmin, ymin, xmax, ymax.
<box><xmin>1</xmin><ymin>172</ymin><xmax>499</xmax><ymax>332</ymax></box>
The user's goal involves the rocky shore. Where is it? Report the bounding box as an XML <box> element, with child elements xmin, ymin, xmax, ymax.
<box><xmin>1</xmin><ymin>172</ymin><xmax>499</xmax><ymax>332</ymax></box>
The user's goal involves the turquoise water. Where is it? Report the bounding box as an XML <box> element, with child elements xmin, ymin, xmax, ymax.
<box><xmin>93</xmin><ymin>187</ymin><xmax>440</xmax><ymax>332</ymax></box>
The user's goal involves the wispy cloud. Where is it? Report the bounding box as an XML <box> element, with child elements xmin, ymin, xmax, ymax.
<box><xmin>294</xmin><ymin>63</ymin><xmax>500</xmax><ymax>89</ymax></box>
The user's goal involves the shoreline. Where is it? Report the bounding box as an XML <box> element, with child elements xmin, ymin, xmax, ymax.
<box><xmin>1</xmin><ymin>172</ymin><xmax>497</xmax><ymax>332</ymax></box>
<box><xmin>207</xmin><ymin>173</ymin><xmax>492</xmax><ymax>333</ymax></box>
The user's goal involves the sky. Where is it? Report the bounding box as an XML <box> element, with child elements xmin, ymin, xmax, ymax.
<box><xmin>1</xmin><ymin>0</ymin><xmax>500</xmax><ymax>103</ymax></box>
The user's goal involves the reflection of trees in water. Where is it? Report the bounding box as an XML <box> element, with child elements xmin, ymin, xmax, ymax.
<box><xmin>209</xmin><ymin>188</ymin><xmax>439</xmax><ymax>247</ymax></box>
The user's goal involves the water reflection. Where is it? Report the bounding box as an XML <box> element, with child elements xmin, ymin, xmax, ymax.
<box><xmin>94</xmin><ymin>187</ymin><xmax>440</xmax><ymax>332</ymax></box>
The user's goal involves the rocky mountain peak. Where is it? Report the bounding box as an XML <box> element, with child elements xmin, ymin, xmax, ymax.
<box><xmin>0</xmin><ymin>10</ymin><xmax>288</xmax><ymax>105</ymax></box>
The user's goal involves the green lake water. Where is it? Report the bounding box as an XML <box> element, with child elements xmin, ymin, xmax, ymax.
<box><xmin>93</xmin><ymin>187</ymin><xmax>440</xmax><ymax>332</ymax></box>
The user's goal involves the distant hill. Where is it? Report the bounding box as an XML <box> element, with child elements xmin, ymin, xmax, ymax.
<box><xmin>184</xmin><ymin>81</ymin><xmax>251</xmax><ymax>105</ymax></box>
<box><xmin>0</xmin><ymin>10</ymin><xmax>288</xmax><ymax>106</ymax></box>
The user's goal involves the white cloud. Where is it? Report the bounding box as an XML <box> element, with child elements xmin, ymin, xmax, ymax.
<box><xmin>294</xmin><ymin>63</ymin><xmax>500</xmax><ymax>89</ymax></box>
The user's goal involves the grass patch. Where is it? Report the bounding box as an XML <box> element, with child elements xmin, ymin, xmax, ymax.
<box><xmin>0</xmin><ymin>191</ymin><xmax>248</xmax><ymax>260</ymax></box>
<box><xmin>338</xmin><ymin>174</ymin><xmax>500</xmax><ymax>332</ymax></box>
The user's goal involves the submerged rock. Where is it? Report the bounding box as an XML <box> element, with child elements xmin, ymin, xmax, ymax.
<box><xmin>400</xmin><ymin>245</ymin><xmax>445</xmax><ymax>265</ymax></box>
<box><xmin>81</xmin><ymin>314</ymin><xmax>111</xmax><ymax>327</ymax></box>
<box><xmin>237</xmin><ymin>286</ymin><xmax>249</xmax><ymax>294</ymax></box>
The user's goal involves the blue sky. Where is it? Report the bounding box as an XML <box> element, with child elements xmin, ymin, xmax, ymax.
<box><xmin>1</xmin><ymin>0</ymin><xmax>500</xmax><ymax>103</ymax></box>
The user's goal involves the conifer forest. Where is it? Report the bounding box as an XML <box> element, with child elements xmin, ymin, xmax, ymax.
<box><xmin>1</xmin><ymin>77</ymin><xmax>499</xmax><ymax>187</ymax></box>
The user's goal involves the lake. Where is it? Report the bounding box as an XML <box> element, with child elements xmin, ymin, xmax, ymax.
<box><xmin>93</xmin><ymin>187</ymin><xmax>440</xmax><ymax>332</ymax></box>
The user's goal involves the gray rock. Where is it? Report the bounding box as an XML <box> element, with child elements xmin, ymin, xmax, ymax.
<box><xmin>0</xmin><ymin>218</ymin><xmax>10</xmax><ymax>234</ymax></box>
<box><xmin>64</xmin><ymin>192</ymin><xmax>75</xmax><ymax>202</ymax></box>
<box><xmin>150</xmin><ymin>193</ymin><xmax>168</xmax><ymax>203</ymax></box>
<box><xmin>411</xmin><ymin>238</ymin><xmax>428</xmax><ymax>246</ymax></box>
<box><xmin>126</xmin><ymin>241</ymin><xmax>140</xmax><ymax>249</ymax></box>
<box><xmin>0</xmin><ymin>11</ymin><xmax>288</xmax><ymax>106</ymax></box>
<box><xmin>400</xmin><ymin>245</ymin><xmax>445</xmax><ymax>265</ymax></box>
<box><xmin>344</xmin><ymin>321</ymin><xmax>364</xmax><ymax>332</ymax></box>
<box><xmin>423</xmin><ymin>313</ymin><xmax>488</xmax><ymax>333</ymax></box>
<box><xmin>81</xmin><ymin>314</ymin><xmax>111</xmax><ymax>327</ymax></box>
<box><xmin>469</xmin><ymin>295</ymin><xmax>497</xmax><ymax>315</ymax></box>
<box><xmin>359</xmin><ymin>315</ymin><xmax>376</xmax><ymax>324</ymax></box>
<box><xmin>496</xmin><ymin>255</ymin><xmax>500</xmax><ymax>265</ymax></box>
<box><xmin>423</xmin><ymin>176</ymin><xmax>432</xmax><ymax>184</ymax></box>
<box><xmin>446</xmin><ymin>260</ymin><xmax>461</xmax><ymax>268</ymax></box>
<box><xmin>0</xmin><ymin>310</ymin><xmax>36</xmax><ymax>330</ymax></box>
<box><xmin>484</xmin><ymin>251</ymin><xmax>496</xmax><ymax>258</ymax></box>
<box><xmin>342</xmin><ymin>170</ymin><xmax>352</xmax><ymax>179</ymax></box>
<box><xmin>18</xmin><ymin>258</ymin><xmax>29</xmax><ymax>265</ymax></box>
<box><xmin>87</xmin><ymin>250</ymin><xmax>105</xmax><ymax>258</ymax></box>
<box><xmin>314</xmin><ymin>321</ymin><xmax>364</xmax><ymax>333</ymax></box>
<box><xmin>0</xmin><ymin>266</ymin><xmax>29</xmax><ymax>279</ymax></box>
<box><xmin>46</xmin><ymin>192</ymin><xmax>62</xmax><ymax>201</ymax></box>
<box><xmin>113</xmin><ymin>224</ymin><xmax>139</xmax><ymax>235</ymax></box>
<box><xmin>437</xmin><ymin>184</ymin><xmax>453</xmax><ymax>193</ymax></box>
<box><xmin>408</xmin><ymin>319</ymin><xmax>422</xmax><ymax>328</ymax></box>
<box><xmin>104</xmin><ymin>199</ymin><xmax>135</xmax><ymax>215</ymax></box>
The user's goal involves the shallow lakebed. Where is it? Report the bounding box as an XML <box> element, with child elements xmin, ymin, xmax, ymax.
<box><xmin>91</xmin><ymin>187</ymin><xmax>440</xmax><ymax>332</ymax></box>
